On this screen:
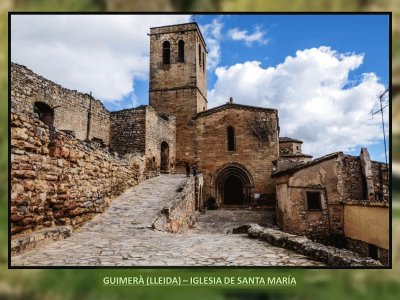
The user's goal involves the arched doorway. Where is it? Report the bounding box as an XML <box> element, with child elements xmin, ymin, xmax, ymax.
<box><xmin>223</xmin><ymin>175</ymin><xmax>243</xmax><ymax>205</ymax></box>
<box><xmin>160</xmin><ymin>141</ymin><xmax>169</xmax><ymax>173</ymax></box>
<box><xmin>214</xmin><ymin>163</ymin><xmax>254</xmax><ymax>206</ymax></box>
<box><xmin>33</xmin><ymin>102</ymin><xmax>54</xmax><ymax>127</ymax></box>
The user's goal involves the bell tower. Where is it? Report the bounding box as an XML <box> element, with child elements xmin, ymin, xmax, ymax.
<box><xmin>149</xmin><ymin>22</ymin><xmax>207</xmax><ymax>168</ymax></box>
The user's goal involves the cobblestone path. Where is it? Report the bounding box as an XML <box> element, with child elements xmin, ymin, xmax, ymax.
<box><xmin>12</xmin><ymin>174</ymin><xmax>324</xmax><ymax>267</ymax></box>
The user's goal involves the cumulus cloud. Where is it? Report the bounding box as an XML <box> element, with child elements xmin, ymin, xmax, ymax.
<box><xmin>199</xmin><ymin>17</ymin><xmax>223</xmax><ymax>71</ymax></box>
<box><xmin>208</xmin><ymin>46</ymin><xmax>388</xmax><ymax>157</ymax></box>
<box><xmin>11</xmin><ymin>15</ymin><xmax>190</xmax><ymax>103</ymax></box>
<box><xmin>227</xmin><ymin>26</ymin><xmax>268</xmax><ymax>47</ymax></box>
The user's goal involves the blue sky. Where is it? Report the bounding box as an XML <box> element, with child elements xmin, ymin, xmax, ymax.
<box><xmin>11</xmin><ymin>14</ymin><xmax>389</xmax><ymax>161</ymax></box>
<box><xmin>132</xmin><ymin>15</ymin><xmax>389</xmax><ymax>109</ymax></box>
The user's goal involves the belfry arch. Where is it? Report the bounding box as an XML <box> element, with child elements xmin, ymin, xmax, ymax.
<box><xmin>213</xmin><ymin>163</ymin><xmax>254</xmax><ymax>206</ymax></box>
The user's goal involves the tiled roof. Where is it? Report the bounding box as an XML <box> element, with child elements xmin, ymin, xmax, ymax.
<box><xmin>272</xmin><ymin>152</ymin><xmax>343</xmax><ymax>177</ymax></box>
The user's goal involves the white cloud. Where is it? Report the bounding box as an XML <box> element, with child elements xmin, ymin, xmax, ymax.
<box><xmin>227</xmin><ymin>26</ymin><xmax>268</xmax><ymax>47</ymax></box>
<box><xmin>208</xmin><ymin>46</ymin><xmax>388</xmax><ymax>157</ymax></box>
<box><xmin>11</xmin><ymin>15</ymin><xmax>191</xmax><ymax>103</ymax></box>
<box><xmin>200</xmin><ymin>17</ymin><xmax>223</xmax><ymax>71</ymax></box>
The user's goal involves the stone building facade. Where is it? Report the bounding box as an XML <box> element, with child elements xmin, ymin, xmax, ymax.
<box><xmin>149</xmin><ymin>23</ymin><xmax>207</xmax><ymax>171</ymax></box>
<box><xmin>110</xmin><ymin>106</ymin><xmax>176</xmax><ymax>174</ymax></box>
<box><xmin>273</xmin><ymin>149</ymin><xmax>389</xmax><ymax>264</ymax></box>
<box><xmin>10</xmin><ymin>21</ymin><xmax>389</xmax><ymax>264</ymax></box>
<box><xmin>194</xmin><ymin>103</ymin><xmax>279</xmax><ymax>207</ymax></box>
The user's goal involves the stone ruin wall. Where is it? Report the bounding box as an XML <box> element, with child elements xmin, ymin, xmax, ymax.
<box><xmin>11</xmin><ymin>108</ymin><xmax>145</xmax><ymax>237</ymax></box>
<box><xmin>342</xmin><ymin>155</ymin><xmax>365</xmax><ymax>200</ymax></box>
<box><xmin>371</xmin><ymin>160</ymin><xmax>389</xmax><ymax>201</ymax></box>
<box><xmin>110</xmin><ymin>107</ymin><xmax>146</xmax><ymax>156</ymax></box>
<box><xmin>10</xmin><ymin>63</ymin><xmax>142</xmax><ymax>238</ymax></box>
<box><xmin>342</xmin><ymin>154</ymin><xmax>389</xmax><ymax>201</ymax></box>
<box><xmin>11</xmin><ymin>63</ymin><xmax>110</xmax><ymax>144</ymax></box>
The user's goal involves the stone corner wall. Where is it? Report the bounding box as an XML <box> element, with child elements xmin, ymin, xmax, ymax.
<box><xmin>153</xmin><ymin>174</ymin><xmax>203</xmax><ymax>233</ymax></box>
<box><xmin>11</xmin><ymin>108</ymin><xmax>145</xmax><ymax>239</ymax></box>
<box><xmin>145</xmin><ymin>106</ymin><xmax>176</xmax><ymax>175</ymax></box>
<box><xmin>109</xmin><ymin>106</ymin><xmax>146</xmax><ymax>156</ymax></box>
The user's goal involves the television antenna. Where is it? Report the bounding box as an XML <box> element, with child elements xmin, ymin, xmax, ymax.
<box><xmin>372</xmin><ymin>88</ymin><xmax>389</xmax><ymax>182</ymax></box>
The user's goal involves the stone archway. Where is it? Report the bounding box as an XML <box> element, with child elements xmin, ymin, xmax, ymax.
<box><xmin>214</xmin><ymin>163</ymin><xmax>254</xmax><ymax>206</ymax></box>
<box><xmin>160</xmin><ymin>141</ymin><xmax>169</xmax><ymax>173</ymax></box>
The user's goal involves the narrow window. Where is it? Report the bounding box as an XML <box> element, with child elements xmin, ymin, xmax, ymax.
<box><xmin>306</xmin><ymin>192</ymin><xmax>321</xmax><ymax>210</ymax></box>
<box><xmin>198</xmin><ymin>44</ymin><xmax>202</xmax><ymax>66</ymax></box>
<box><xmin>178</xmin><ymin>40</ymin><xmax>185</xmax><ymax>62</ymax></box>
<box><xmin>227</xmin><ymin>126</ymin><xmax>235</xmax><ymax>151</ymax></box>
<box><xmin>162</xmin><ymin>41</ymin><xmax>170</xmax><ymax>64</ymax></box>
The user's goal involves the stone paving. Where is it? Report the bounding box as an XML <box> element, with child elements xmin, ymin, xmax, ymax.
<box><xmin>11</xmin><ymin>174</ymin><xmax>324</xmax><ymax>267</ymax></box>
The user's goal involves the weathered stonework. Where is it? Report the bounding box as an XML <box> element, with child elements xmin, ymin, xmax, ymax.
<box><xmin>195</xmin><ymin>104</ymin><xmax>279</xmax><ymax>206</ymax></box>
<box><xmin>10</xmin><ymin>20</ymin><xmax>389</xmax><ymax>267</ymax></box>
<box><xmin>11</xmin><ymin>109</ymin><xmax>144</xmax><ymax>237</ymax></box>
<box><xmin>110</xmin><ymin>107</ymin><xmax>146</xmax><ymax>155</ymax></box>
<box><xmin>11</xmin><ymin>63</ymin><xmax>110</xmax><ymax>144</ymax></box>
<box><xmin>110</xmin><ymin>105</ymin><xmax>176</xmax><ymax>175</ymax></box>
<box><xmin>149</xmin><ymin>23</ymin><xmax>207</xmax><ymax>170</ymax></box>
<box><xmin>274</xmin><ymin>153</ymin><xmax>342</xmax><ymax>244</ymax></box>
<box><xmin>346</xmin><ymin>237</ymin><xmax>389</xmax><ymax>266</ymax></box>
<box><xmin>153</xmin><ymin>174</ymin><xmax>203</xmax><ymax>233</ymax></box>
<box><xmin>273</xmin><ymin>150</ymin><xmax>389</xmax><ymax>256</ymax></box>
<box><xmin>247</xmin><ymin>224</ymin><xmax>382</xmax><ymax>267</ymax></box>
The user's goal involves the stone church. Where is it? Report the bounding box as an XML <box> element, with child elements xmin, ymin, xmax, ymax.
<box><xmin>11</xmin><ymin>22</ymin><xmax>389</xmax><ymax>264</ymax></box>
<box><xmin>148</xmin><ymin>22</ymin><xmax>284</xmax><ymax>207</ymax></box>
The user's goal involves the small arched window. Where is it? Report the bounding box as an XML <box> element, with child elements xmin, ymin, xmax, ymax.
<box><xmin>227</xmin><ymin>126</ymin><xmax>235</xmax><ymax>151</ymax></box>
<box><xmin>33</xmin><ymin>101</ymin><xmax>54</xmax><ymax>127</ymax></box>
<box><xmin>198</xmin><ymin>44</ymin><xmax>202</xmax><ymax>66</ymax></box>
<box><xmin>178</xmin><ymin>40</ymin><xmax>185</xmax><ymax>62</ymax></box>
<box><xmin>162</xmin><ymin>41</ymin><xmax>170</xmax><ymax>64</ymax></box>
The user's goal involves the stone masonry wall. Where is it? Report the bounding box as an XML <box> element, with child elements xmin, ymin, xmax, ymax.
<box><xmin>109</xmin><ymin>107</ymin><xmax>146</xmax><ymax>156</ymax></box>
<box><xmin>342</xmin><ymin>155</ymin><xmax>365</xmax><ymax>200</ymax></box>
<box><xmin>149</xmin><ymin>23</ymin><xmax>207</xmax><ymax>171</ymax></box>
<box><xmin>150</xmin><ymin>89</ymin><xmax>198</xmax><ymax>170</ymax></box>
<box><xmin>11</xmin><ymin>109</ymin><xmax>143</xmax><ymax>237</ymax></box>
<box><xmin>195</xmin><ymin>106</ymin><xmax>279</xmax><ymax>205</ymax></box>
<box><xmin>279</xmin><ymin>141</ymin><xmax>302</xmax><ymax>155</ymax></box>
<box><xmin>342</xmin><ymin>155</ymin><xmax>389</xmax><ymax>201</ymax></box>
<box><xmin>145</xmin><ymin>106</ymin><xmax>176</xmax><ymax>173</ymax></box>
<box><xmin>346</xmin><ymin>237</ymin><xmax>389</xmax><ymax>266</ymax></box>
<box><xmin>371</xmin><ymin>161</ymin><xmax>389</xmax><ymax>201</ymax></box>
<box><xmin>153</xmin><ymin>174</ymin><xmax>203</xmax><ymax>233</ymax></box>
<box><xmin>275</xmin><ymin>156</ymin><xmax>343</xmax><ymax>244</ymax></box>
<box><xmin>11</xmin><ymin>63</ymin><xmax>110</xmax><ymax>144</ymax></box>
